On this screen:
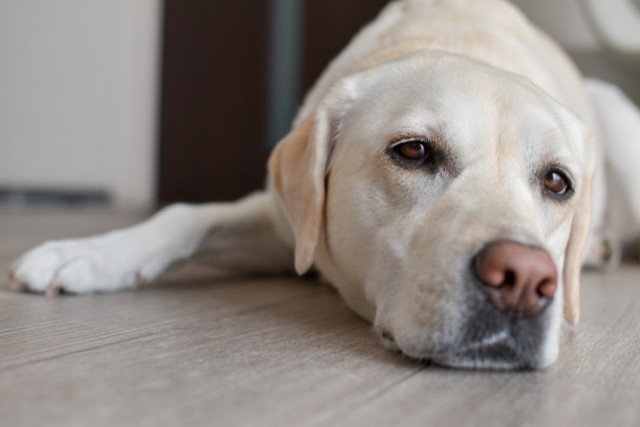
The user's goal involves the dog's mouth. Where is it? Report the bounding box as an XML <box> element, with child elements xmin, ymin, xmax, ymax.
<box><xmin>380</xmin><ymin>307</ymin><xmax>555</xmax><ymax>370</ymax></box>
<box><xmin>423</xmin><ymin>335</ymin><xmax>540</xmax><ymax>370</ymax></box>
<box><xmin>384</xmin><ymin>338</ymin><xmax>541</xmax><ymax>370</ymax></box>
<box><xmin>402</xmin><ymin>337</ymin><xmax>547</xmax><ymax>371</ymax></box>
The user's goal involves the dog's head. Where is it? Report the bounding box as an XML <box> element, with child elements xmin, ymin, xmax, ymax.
<box><xmin>269</xmin><ymin>53</ymin><xmax>594</xmax><ymax>369</ymax></box>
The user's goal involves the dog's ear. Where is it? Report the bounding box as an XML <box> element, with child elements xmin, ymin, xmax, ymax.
<box><xmin>268</xmin><ymin>78</ymin><xmax>357</xmax><ymax>275</ymax></box>
<box><xmin>269</xmin><ymin>96</ymin><xmax>349</xmax><ymax>275</ymax></box>
<box><xmin>563</xmin><ymin>132</ymin><xmax>596</xmax><ymax>325</ymax></box>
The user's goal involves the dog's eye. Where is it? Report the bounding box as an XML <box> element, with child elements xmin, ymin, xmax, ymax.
<box><xmin>392</xmin><ymin>140</ymin><xmax>431</xmax><ymax>161</ymax></box>
<box><xmin>543</xmin><ymin>169</ymin><xmax>572</xmax><ymax>197</ymax></box>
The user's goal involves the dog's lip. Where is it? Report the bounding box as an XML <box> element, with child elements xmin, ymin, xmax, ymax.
<box><xmin>456</xmin><ymin>329</ymin><xmax>511</xmax><ymax>352</ymax></box>
<box><xmin>398</xmin><ymin>330</ymin><xmax>543</xmax><ymax>370</ymax></box>
<box><xmin>401</xmin><ymin>330</ymin><xmax>509</xmax><ymax>355</ymax></box>
<box><xmin>414</xmin><ymin>346</ymin><xmax>533</xmax><ymax>370</ymax></box>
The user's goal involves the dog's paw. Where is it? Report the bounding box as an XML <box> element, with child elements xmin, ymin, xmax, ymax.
<box><xmin>9</xmin><ymin>238</ymin><xmax>147</xmax><ymax>295</ymax></box>
<box><xmin>583</xmin><ymin>231</ymin><xmax>622</xmax><ymax>271</ymax></box>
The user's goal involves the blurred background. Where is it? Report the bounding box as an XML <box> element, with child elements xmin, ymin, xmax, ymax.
<box><xmin>1</xmin><ymin>0</ymin><xmax>639</xmax><ymax>210</ymax></box>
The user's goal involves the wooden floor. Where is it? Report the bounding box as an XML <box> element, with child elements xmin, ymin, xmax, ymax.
<box><xmin>1</xmin><ymin>208</ymin><xmax>640</xmax><ymax>427</ymax></box>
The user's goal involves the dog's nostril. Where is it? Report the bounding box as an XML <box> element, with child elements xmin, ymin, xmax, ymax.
<box><xmin>537</xmin><ymin>279</ymin><xmax>557</xmax><ymax>298</ymax></box>
<box><xmin>504</xmin><ymin>270</ymin><xmax>517</xmax><ymax>287</ymax></box>
<box><xmin>473</xmin><ymin>241</ymin><xmax>558</xmax><ymax>317</ymax></box>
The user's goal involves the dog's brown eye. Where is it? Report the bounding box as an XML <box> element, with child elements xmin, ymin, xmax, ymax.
<box><xmin>393</xmin><ymin>140</ymin><xmax>431</xmax><ymax>161</ymax></box>
<box><xmin>543</xmin><ymin>170</ymin><xmax>570</xmax><ymax>196</ymax></box>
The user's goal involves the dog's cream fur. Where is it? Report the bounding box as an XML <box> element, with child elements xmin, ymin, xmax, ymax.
<box><xmin>10</xmin><ymin>0</ymin><xmax>640</xmax><ymax>369</ymax></box>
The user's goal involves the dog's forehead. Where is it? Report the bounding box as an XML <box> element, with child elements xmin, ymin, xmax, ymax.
<box><xmin>345</xmin><ymin>55</ymin><xmax>581</xmax><ymax>162</ymax></box>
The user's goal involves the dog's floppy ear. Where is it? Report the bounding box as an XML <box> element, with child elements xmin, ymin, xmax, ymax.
<box><xmin>563</xmin><ymin>132</ymin><xmax>596</xmax><ymax>325</ymax></box>
<box><xmin>268</xmin><ymin>112</ymin><xmax>330</xmax><ymax>275</ymax></box>
<box><xmin>268</xmin><ymin>73</ymin><xmax>366</xmax><ymax>278</ymax></box>
<box><xmin>269</xmin><ymin>79</ymin><xmax>357</xmax><ymax>275</ymax></box>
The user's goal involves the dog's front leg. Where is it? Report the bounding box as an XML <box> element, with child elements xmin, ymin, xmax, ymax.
<box><xmin>9</xmin><ymin>192</ymin><xmax>294</xmax><ymax>295</ymax></box>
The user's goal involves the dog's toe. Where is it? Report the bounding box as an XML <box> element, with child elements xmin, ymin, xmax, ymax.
<box><xmin>8</xmin><ymin>274</ymin><xmax>26</xmax><ymax>292</ymax></box>
<box><xmin>44</xmin><ymin>281</ymin><xmax>64</xmax><ymax>297</ymax></box>
<box><xmin>11</xmin><ymin>241</ymin><xmax>106</xmax><ymax>294</ymax></box>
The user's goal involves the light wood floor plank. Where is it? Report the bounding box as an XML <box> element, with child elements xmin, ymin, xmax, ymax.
<box><xmin>1</xmin><ymin>209</ymin><xmax>639</xmax><ymax>427</ymax></box>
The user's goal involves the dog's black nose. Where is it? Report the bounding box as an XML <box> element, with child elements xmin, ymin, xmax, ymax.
<box><xmin>473</xmin><ymin>241</ymin><xmax>557</xmax><ymax>317</ymax></box>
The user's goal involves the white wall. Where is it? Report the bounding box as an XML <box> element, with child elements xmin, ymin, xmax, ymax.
<box><xmin>0</xmin><ymin>0</ymin><xmax>162</xmax><ymax>209</ymax></box>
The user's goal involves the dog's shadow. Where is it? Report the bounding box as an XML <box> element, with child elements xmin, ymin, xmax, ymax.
<box><xmin>140</xmin><ymin>268</ymin><xmax>423</xmax><ymax>370</ymax></box>
<box><xmin>143</xmin><ymin>272</ymin><xmax>541</xmax><ymax>376</ymax></box>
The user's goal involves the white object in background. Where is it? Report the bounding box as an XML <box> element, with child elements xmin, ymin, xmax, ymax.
<box><xmin>0</xmin><ymin>0</ymin><xmax>162</xmax><ymax>209</ymax></box>
<box><xmin>510</xmin><ymin>0</ymin><xmax>600</xmax><ymax>51</ymax></box>
<box><xmin>583</xmin><ymin>0</ymin><xmax>640</xmax><ymax>55</ymax></box>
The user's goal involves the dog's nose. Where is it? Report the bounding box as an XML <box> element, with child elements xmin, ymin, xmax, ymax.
<box><xmin>473</xmin><ymin>241</ymin><xmax>558</xmax><ymax>317</ymax></box>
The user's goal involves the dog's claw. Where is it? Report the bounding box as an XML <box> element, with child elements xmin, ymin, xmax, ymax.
<box><xmin>8</xmin><ymin>274</ymin><xmax>24</xmax><ymax>291</ymax></box>
<box><xmin>134</xmin><ymin>273</ymin><xmax>146</xmax><ymax>291</ymax></box>
<box><xmin>45</xmin><ymin>281</ymin><xmax>63</xmax><ymax>297</ymax></box>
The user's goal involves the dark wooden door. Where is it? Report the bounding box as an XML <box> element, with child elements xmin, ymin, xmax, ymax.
<box><xmin>158</xmin><ymin>0</ymin><xmax>390</xmax><ymax>204</ymax></box>
<box><xmin>159</xmin><ymin>1</ymin><xmax>270</xmax><ymax>203</ymax></box>
<box><xmin>302</xmin><ymin>0</ymin><xmax>391</xmax><ymax>92</ymax></box>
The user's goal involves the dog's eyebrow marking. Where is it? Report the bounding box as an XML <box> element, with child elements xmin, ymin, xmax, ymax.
<box><xmin>533</xmin><ymin>119</ymin><xmax>583</xmax><ymax>160</ymax></box>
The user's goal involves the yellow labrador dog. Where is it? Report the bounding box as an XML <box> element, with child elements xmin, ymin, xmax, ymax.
<box><xmin>10</xmin><ymin>0</ymin><xmax>640</xmax><ymax>369</ymax></box>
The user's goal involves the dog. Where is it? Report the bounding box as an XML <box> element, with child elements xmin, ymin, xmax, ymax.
<box><xmin>9</xmin><ymin>0</ymin><xmax>640</xmax><ymax>369</ymax></box>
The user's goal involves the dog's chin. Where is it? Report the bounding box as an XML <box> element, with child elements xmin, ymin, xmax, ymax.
<box><xmin>420</xmin><ymin>340</ymin><xmax>556</xmax><ymax>371</ymax></box>
<box><xmin>384</xmin><ymin>304</ymin><xmax>559</xmax><ymax>370</ymax></box>
<box><xmin>382</xmin><ymin>332</ymin><xmax>556</xmax><ymax>370</ymax></box>
<box><xmin>396</xmin><ymin>335</ymin><xmax>556</xmax><ymax>371</ymax></box>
